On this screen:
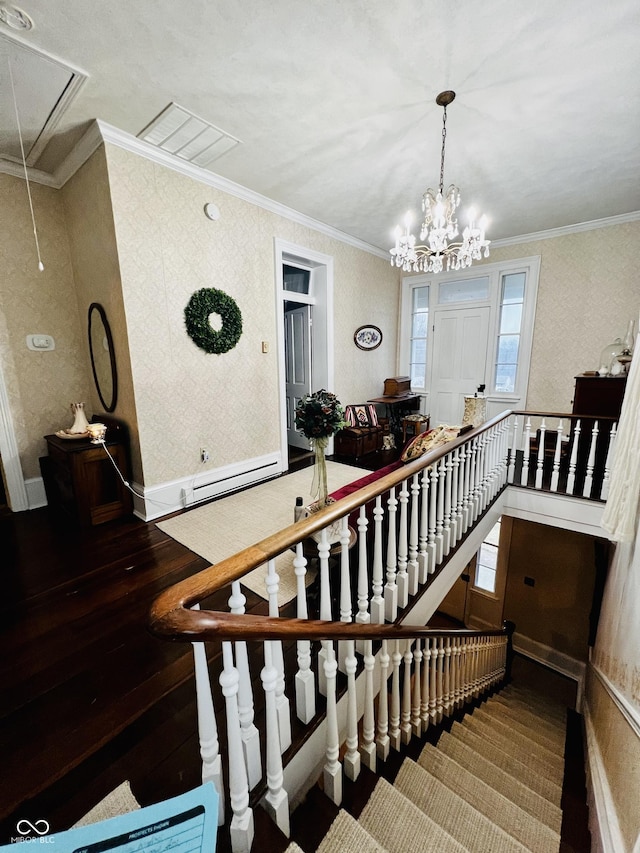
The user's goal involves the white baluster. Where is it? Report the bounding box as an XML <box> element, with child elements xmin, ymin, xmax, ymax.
<box><xmin>550</xmin><ymin>419</ymin><xmax>564</xmax><ymax>492</ymax></box>
<box><xmin>567</xmin><ymin>419</ymin><xmax>581</xmax><ymax>495</ymax></box>
<box><xmin>376</xmin><ymin>639</ymin><xmax>391</xmax><ymax>761</ymax></box>
<box><xmin>389</xmin><ymin>640</ymin><xmax>402</xmax><ymax>750</ymax></box>
<box><xmin>220</xmin><ymin>642</ymin><xmax>254</xmax><ymax>852</ymax></box>
<box><xmin>396</xmin><ymin>478</ymin><xmax>410</xmax><ymax>608</ymax></box>
<box><xmin>265</xmin><ymin>559</ymin><xmax>291</xmax><ymax>751</ymax></box>
<box><xmin>421</xmin><ymin>638</ymin><xmax>431</xmax><ymax>731</ymax></box>
<box><xmin>360</xmin><ymin>640</ymin><xmax>377</xmax><ymax>772</ymax></box>
<box><xmin>583</xmin><ymin>420</ymin><xmax>599</xmax><ymax>498</ymax></box>
<box><xmin>443</xmin><ymin>637</ymin><xmax>452</xmax><ymax>716</ymax></box>
<box><xmin>228</xmin><ymin>582</ymin><xmax>261</xmax><ymax>789</ymax></box>
<box><xmin>343</xmin><ymin>640</ymin><xmax>361</xmax><ymax>781</ymax></box>
<box><xmin>338</xmin><ymin>515</ymin><xmax>352</xmax><ymax>673</ymax></box>
<box><xmin>520</xmin><ymin>417</ymin><xmax>531</xmax><ymax>486</ymax></box>
<box><xmin>435</xmin><ymin>638</ymin><xmax>445</xmax><ymax>723</ymax></box>
<box><xmin>192</xmin><ymin>636</ymin><xmax>224</xmax><ymax>825</ymax></box>
<box><xmin>294</xmin><ymin>543</ymin><xmax>315</xmax><ymax>724</ymax></box>
<box><xmin>260</xmin><ymin>640</ymin><xmax>289</xmax><ymax>837</ymax></box>
<box><xmin>323</xmin><ymin>641</ymin><xmax>342</xmax><ymax>805</ymax></box>
<box><xmin>371</xmin><ymin>496</ymin><xmax>385</xmax><ymax>624</ymax></box>
<box><xmin>507</xmin><ymin>414</ymin><xmax>518</xmax><ymax>483</ymax></box>
<box><xmin>355</xmin><ymin>506</ymin><xmax>370</xmax><ymax>655</ymax></box>
<box><xmin>427</xmin><ymin>465</ymin><xmax>438</xmax><ymax>573</ymax></box>
<box><xmin>407</xmin><ymin>473</ymin><xmax>420</xmax><ymax>595</ymax></box>
<box><xmin>435</xmin><ymin>458</ymin><xmax>446</xmax><ymax>565</ymax></box>
<box><xmin>317</xmin><ymin>528</ymin><xmax>331</xmax><ymax>696</ymax></box>
<box><xmin>600</xmin><ymin>423</ymin><xmax>617</xmax><ymax>500</ymax></box>
<box><xmin>384</xmin><ymin>487</ymin><xmax>398</xmax><ymax>622</ymax></box>
<box><xmin>462</xmin><ymin>440</ymin><xmax>473</xmax><ymax>532</ymax></box>
<box><xmin>443</xmin><ymin>452</ymin><xmax>453</xmax><ymax>556</ymax></box>
<box><xmin>450</xmin><ymin>448</ymin><xmax>460</xmax><ymax>544</ymax></box>
<box><xmin>412</xmin><ymin>640</ymin><xmax>423</xmax><ymax>738</ymax></box>
<box><xmin>535</xmin><ymin>418</ymin><xmax>546</xmax><ymax>489</ymax></box>
<box><xmin>418</xmin><ymin>469</ymin><xmax>430</xmax><ymax>583</ymax></box>
<box><xmin>453</xmin><ymin>639</ymin><xmax>462</xmax><ymax>709</ymax></box>
<box><xmin>401</xmin><ymin>641</ymin><xmax>414</xmax><ymax>744</ymax></box>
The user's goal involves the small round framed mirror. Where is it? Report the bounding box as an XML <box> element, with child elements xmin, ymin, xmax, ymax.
<box><xmin>88</xmin><ymin>303</ymin><xmax>118</xmax><ymax>412</ymax></box>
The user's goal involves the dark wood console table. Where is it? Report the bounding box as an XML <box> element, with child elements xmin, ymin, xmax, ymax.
<box><xmin>42</xmin><ymin>433</ymin><xmax>132</xmax><ymax>526</ymax></box>
<box><xmin>368</xmin><ymin>393</ymin><xmax>421</xmax><ymax>442</ymax></box>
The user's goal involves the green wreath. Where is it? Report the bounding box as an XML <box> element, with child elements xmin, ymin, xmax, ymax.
<box><xmin>184</xmin><ymin>287</ymin><xmax>243</xmax><ymax>354</ymax></box>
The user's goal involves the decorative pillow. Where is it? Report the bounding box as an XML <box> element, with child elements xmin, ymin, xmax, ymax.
<box><xmin>401</xmin><ymin>424</ymin><xmax>460</xmax><ymax>463</ymax></box>
<box><xmin>345</xmin><ymin>404</ymin><xmax>379</xmax><ymax>428</ymax></box>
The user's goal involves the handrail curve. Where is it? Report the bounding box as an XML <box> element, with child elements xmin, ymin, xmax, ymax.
<box><xmin>149</xmin><ymin>411</ymin><xmax>511</xmax><ymax>643</ymax></box>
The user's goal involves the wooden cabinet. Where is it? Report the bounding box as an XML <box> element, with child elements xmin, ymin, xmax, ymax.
<box><xmin>572</xmin><ymin>374</ymin><xmax>627</xmax><ymax>418</ymax></box>
<box><xmin>43</xmin><ymin>434</ymin><xmax>132</xmax><ymax>526</ymax></box>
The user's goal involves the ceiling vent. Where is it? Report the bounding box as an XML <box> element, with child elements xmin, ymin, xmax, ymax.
<box><xmin>137</xmin><ymin>103</ymin><xmax>241</xmax><ymax>167</ymax></box>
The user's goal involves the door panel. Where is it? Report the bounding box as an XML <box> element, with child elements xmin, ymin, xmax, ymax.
<box><xmin>431</xmin><ymin>306</ymin><xmax>490</xmax><ymax>426</ymax></box>
<box><xmin>285</xmin><ymin>305</ymin><xmax>311</xmax><ymax>449</ymax></box>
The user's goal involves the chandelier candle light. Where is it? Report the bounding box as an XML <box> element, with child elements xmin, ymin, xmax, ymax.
<box><xmin>390</xmin><ymin>90</ymin><xmax>490</xmax><ymax>274</ymax></box>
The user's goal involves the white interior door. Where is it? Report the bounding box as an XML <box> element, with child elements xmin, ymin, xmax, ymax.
<box><xmin>285</xmin><ymin>304</ymin><xmax>312</xmax><ymax>449</ymax></box>
<box><xmin>430</xmin><ymin>306</ymin><xmax>491</xmax><ymax>426</ymax></box>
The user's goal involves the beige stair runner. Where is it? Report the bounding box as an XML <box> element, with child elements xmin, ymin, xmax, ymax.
<box><xmin>287</xmin><ymin>684</ymin><xmax>568</xmax><ymax>852</ymax></box>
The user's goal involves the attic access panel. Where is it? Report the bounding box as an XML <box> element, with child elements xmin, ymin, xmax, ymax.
<box><xmin>0</xmin><ymin>32</ymin><xmax>87</xmax><ymax>167</ymax></box>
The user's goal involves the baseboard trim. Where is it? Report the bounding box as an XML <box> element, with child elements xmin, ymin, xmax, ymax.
<box><xmin>25</xmin><ymin>476</ymin><xmax>47</xmax><ymax>510</ymax></box>
<box><xmin>512</xmin><ymin>632</ymin><xmax>586</xmax><ymax>708</ymax></box>
<box><xmin>133</xmin><ymin>451</ymin><xmax>285</xmax><ymax>521</ymax></box>
<box><xmin>583</xmin><ymin>702</ymin><xmax>626</xmax><ymax>853</ymax></box>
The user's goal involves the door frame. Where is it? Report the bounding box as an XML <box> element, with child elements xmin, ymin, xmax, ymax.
<box><xmin>0</xmin><ymin>360</ymin><xmax>28</xmax><ymax>511</ymax></box>
<box><xmin>274</xmin><ymin>239</ymin><xmax>334</xmax><ymax>470</ymax></box>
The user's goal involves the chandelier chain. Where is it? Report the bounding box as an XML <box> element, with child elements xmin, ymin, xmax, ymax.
<box><xmin>439</xmin><ymin>105</ymin><xmax>447</xmax><ymax>195</ymax></box>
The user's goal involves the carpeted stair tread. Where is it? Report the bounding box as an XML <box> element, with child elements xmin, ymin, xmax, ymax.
<box><xmin>394</xmin><ymin>759</ymin><xmax>531</xmax><ymax>852</ymax></box>
<box><xmin>419</xmin><ymin>740</ymin><xmax>563</xmax><ymax>845</ymax></box>
<box><xmin>488</xmin><ymin>697</ymin><xmax>567</xmax><ymax>740</ymax></box>
<box><xmin>461</xmin><ymin>715</ymin><xmax>565</xmax><ymax>781</ymax></box>
<box><xmin>358</xmin><ymin>776</ymin><xmax>468</xmax><ymax>853</ymax></box>
<box><xmin>501</xmin><ymin>686</ymin><xmax>567</xmax><ymax>717</ymax></box>
<box><xmin>448</xmin><ymin>722</ymin><xmax>563</xmax><ymax>805</ymax></box>
<box><xmin>284</xmin><ymin>844</ymin><xmax>306</xmax><ymax>853</ymax></box>
<box><xmin>317</xmin><ymin>809</ymin><xmax>389</xmax><ymax>853</ymax></box>
<box><xmin>473</xmin><ymin>705</ymin><xmax>565</xmax><ymax>754</ymax></box>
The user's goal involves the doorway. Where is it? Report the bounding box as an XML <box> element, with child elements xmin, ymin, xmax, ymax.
<box><xmin>275</xmin><ymin>240</ymin><xmax>334</xmax><ymax>471</ymax></box>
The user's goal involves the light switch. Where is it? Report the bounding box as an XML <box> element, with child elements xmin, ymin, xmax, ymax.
<box><xmin>26</xmin><ymin>334</ymin><xmax>55</xmax><ymax>351</ymax></box>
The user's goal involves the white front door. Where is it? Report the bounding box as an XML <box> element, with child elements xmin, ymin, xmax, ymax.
<box><xmin>285</xmin><ymin>304</ymin><xmax>312</xmax><ymax>449</ymax></box>
<box><xmin>430</xmin><ymin>305</ymin><xmax>491</xmax><ymax>426</ymax></box>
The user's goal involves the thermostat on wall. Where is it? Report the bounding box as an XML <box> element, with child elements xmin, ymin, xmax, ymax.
<box><xmin>26</xmin><ymin>334</ymin><xmax>55</xmax><ymax>351</ymax></box>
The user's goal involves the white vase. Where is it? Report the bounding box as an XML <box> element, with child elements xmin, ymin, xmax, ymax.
<box><xmin>69</xmin><ymin>402</ymin><xmax>90</xmax><ymax>434</ymax></box>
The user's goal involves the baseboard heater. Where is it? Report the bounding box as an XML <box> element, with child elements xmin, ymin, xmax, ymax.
<box><xmin>182</xmin><ymin>457</ymin><xmax>281</xmax><ymax>508</ymax></box>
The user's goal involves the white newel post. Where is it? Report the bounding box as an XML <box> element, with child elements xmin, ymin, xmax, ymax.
<box><xmin>294</xmin><ymin>543</ymin><xmax>315</xmax><ymax>724</ymax></box>
<box><xmin>265</xmin><ymin>559</ymin><xmax>291</xmax><ymax>751</ymax></box>
<box><xmin>260</xmin><ymin>640</ymin><xmax>290</xmax><ymax>837</ymax></box>
<box><xmin>371</xmin><ymin>496</ymin><xmax>385</xmax><ymax>624</ymax></box>
<box><xmin>385</xmin><ymin>487</ymin><xmax>399</xmax><ymax>621</ymax></box>
<box><xmin>396</xmin><ymin>478</ymin><xmax>410</xmax><ymax>608</ymax></box>
<box><xmin>323</xmin><ymin>641</ymin><xmax>342</xmax><ymax>805</ymax></box>
<box><xmin>228</xmin><ymin>582</ymin><xmax>262</xmax><ymax>789</ymax></box>
<box><xmin>360</xmin><ymin>639</ymin><xmax>377</xmax><ymax>772</ymax></box>
<box><xmin>343</xmin><ymin>640</ymin><xmax>361</xmax><ymax>781</ymax></box>
<box><xmin>191</xmin><ymin>634</ymin><xmax>225</xmax><ymax>826</ymax></box>
<box><xmin>220</xmin><ymin>642</ymin><xmax>254</xmax><ymax>853</ymax></box>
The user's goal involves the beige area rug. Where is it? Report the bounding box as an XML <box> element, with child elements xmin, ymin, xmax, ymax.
<box><xmin>156</xmin><ymin>461</ymin><xmax>369</xmax><ymax>606</ymax></box>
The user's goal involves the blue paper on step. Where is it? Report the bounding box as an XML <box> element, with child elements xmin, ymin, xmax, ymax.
<box><xmin>3</xmin><ymin>782</ymin><xmax>218</xmax><ymax>853</ymax></box>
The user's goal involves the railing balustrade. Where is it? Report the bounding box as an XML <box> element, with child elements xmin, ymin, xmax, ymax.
<box><xmin>150</xmin><ymin>407</ymin><xmax>615</xmax><ymax>851</ymax></box>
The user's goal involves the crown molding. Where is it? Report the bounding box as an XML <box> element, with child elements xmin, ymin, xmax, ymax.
<box><xmin>491</xmin><ymin>210</ymin><xmax>640</xmax><ymax>248</ymax></box>
<box><xmin>52</xmin><ymin>120</ymin><xmax>104</xmax><ymax>188</ymax></box>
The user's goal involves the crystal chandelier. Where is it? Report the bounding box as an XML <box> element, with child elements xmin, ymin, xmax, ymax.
<box><xmin>390</xmin><ymin>91</ymin><xmax>490</xmax><ymax>274</ymax></box>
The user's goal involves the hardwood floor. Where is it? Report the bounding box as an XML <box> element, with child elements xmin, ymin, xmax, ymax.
<box><xmin>0</xmin><ymin>449</ymin><xmax>590</xmax><ymax>849</ymax></box>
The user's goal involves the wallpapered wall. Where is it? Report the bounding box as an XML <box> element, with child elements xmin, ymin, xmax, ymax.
<box><xmin>0</xmin><ymin>174</ymin><xmax>93</xmax><ymax>481</ymax></box>
<box><xmin>103</xmin><ymin>143</ymin><xmax>399</xmax><ymax>487</ymax></box>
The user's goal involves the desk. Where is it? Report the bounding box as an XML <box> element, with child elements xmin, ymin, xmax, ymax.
<box><xmin>42</xmin><ymin>433</ymin><xmax>132</xmax><ymax>526</ymax></box>
<box><xmin>368</xmin><ymin>394</ymin><xmax>421</xmax><ymax>443</ymax></box>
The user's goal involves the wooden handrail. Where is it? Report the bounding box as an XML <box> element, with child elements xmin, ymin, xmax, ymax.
<box><xmin>513</xmin><ymin>409</ymin><xmax>618</xmax><ymax>421</ymax></box>
<box><xmin>149</xmin><ymin>411</ymin><xmax>511</xmax><ymax>643</ymax></box>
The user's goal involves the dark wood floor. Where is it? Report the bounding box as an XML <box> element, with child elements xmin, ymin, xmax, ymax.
<box><xmin>0</xmin><ymin>446</ymin><xmax>589</xmax><ymax>850</ymax></box>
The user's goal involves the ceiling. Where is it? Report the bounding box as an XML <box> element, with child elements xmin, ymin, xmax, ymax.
<box><xmin>1</xmin><ymin>0</ymin><xmax>639</xmax><ymax>252</ymax></box>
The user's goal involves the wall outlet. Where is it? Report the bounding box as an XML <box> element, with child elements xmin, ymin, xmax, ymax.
<box><xmin>201</xmin><ymin>448</ymin><xmax>210</xmax><ymax>463</ymax></box>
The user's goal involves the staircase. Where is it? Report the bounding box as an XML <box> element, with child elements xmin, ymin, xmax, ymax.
<box><xmin>285</xmin><ymin>684</ymin><xmax>569</xmax><ymax>853</ymax></box>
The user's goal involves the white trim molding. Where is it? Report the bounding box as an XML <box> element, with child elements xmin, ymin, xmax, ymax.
<box><xmin>584</xmin><ymin>700</ymin><xmax>626</xmax><ymax>853</ymax></box>
<box><xmin>512</xmin><ymin>632</ymin><xmax>586</xmax><ymax>708</ymax></box>
<box><xmin>591</xmin><ymin>663</ymin><xmax>640</xmax><ymax>740</ymax></box>
<box><xmin>503</xmin><ymin>487</ymin><xmax>605</xmax><ymax>537</ymax></box>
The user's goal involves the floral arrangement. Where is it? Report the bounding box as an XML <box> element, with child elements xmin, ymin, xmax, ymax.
<box><xmin>294</xmin><ymin>390</ymin><xmax>347</xmax><ymax>507</ymax></box>
<box><xmin>294</xmin><ymin>389</ymin><xmax>347</xmax><ymax>440</ymax></box>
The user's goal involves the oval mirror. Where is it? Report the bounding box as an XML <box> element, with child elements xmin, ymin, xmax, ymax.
<box><xmin>88</xmin><ymin>303</ymin><xmax>118</xmax><ymax>412</ymax></box>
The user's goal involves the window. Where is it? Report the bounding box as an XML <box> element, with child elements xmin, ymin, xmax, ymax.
<box><xmin>474</xmin><ymin>518</ymin><xmax>501</xmax><ymax>594</ymax></box>
<box><xmin>438</xmin><ymin>276</ymin><xmax>490</xmax><ymax>304</ymax></box>
<box><xmin>283</xmin><ymin>264</ymin><xmax>310</xmax><ymax>295</ymax></box>
<box><xmin>409</xmin><ymin>285</ymin><xmax>429</xmax><ymax>390</ymax></box>
<box><xmin>493</xmin><ymin>272</ymin><xmax>525</xmax><ymax>394</ymax></box>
